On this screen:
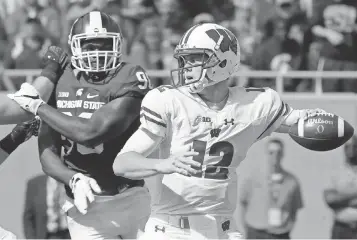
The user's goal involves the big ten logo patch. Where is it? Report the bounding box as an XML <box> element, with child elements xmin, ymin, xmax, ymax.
<box><xmin>58</xmin><ymin>92</ymin><xmax>69</xmax><ymax>98</ymax></box>
<box><xmin>193</xmin><ymin>116</ymin><xmax>212</xmax><ymax>127</ymax></box>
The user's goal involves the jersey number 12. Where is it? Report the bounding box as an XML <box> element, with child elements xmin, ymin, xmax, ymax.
<box><xmin>191</xmin><ymin>140</ymin><xmax>234</xmax><ymax>180</ymax></box>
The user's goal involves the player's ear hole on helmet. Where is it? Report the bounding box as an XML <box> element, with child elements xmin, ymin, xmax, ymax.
<box><xmin>219</xmin><ymin>60</ymin><xmax>227</xmax><ymax>68</ymax></box>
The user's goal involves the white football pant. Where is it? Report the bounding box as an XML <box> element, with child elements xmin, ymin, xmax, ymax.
<box><xmin>0</xmin><ymin>226</ymin><xmax>16</xmax><ymax>239</ymax></box>
<box><xmin>144</xmin><ymin>213</ymin><xmax>243</xmax><ymax>240</ymax></box>
<box><xmin>63</xmin><ymin>186</ymin><xmax>151</xmax><ymax>239</ymax></box>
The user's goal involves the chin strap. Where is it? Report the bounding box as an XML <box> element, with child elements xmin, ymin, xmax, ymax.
<box><xmin>187</xmin><ymin>69</ymin><xmax>208</xmax><ymax>93</ymax></box>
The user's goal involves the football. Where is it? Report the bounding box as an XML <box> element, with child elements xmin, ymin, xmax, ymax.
<box><xmin>289</xmin><ymin>112</ymin><xmax>354</xmax><ymax>151</ymax></box>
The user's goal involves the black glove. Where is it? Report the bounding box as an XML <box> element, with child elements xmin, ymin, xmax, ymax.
<box><xmin>0</xmin><ymin>117</ymin><xmax>41</xmax><ymax>154</ymax></box>
<box><xmin>40</xmin><ymin>46</ymin><xmax>69</xmax><ymax>84</ymax></box>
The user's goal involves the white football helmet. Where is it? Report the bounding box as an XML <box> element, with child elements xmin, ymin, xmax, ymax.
<box><xmin>68</xmin><ymin>11</ymin><xmax>123</xmax><ymax>72</ymax></box>
<box><xmin>171</xmin><ymin>23</ymin><xmax>240</xmax><ymax>93</ymax></box>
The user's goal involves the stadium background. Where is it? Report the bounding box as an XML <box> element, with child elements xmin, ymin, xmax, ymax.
<box><xmin>1</xmin><ymin>0</ymin><xmax>357</xmax><ymax>238</ymax></box>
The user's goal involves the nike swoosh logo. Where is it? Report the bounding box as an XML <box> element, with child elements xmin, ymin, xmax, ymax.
<box><xmin>87</xmin><ymin>93</ymin><xmax>99</xmax><ymax>99</ymax></box>
<box><xmin>22</xmin><ymin>95</ymin><xmax>40</xmax><ymax>99</ymax></box>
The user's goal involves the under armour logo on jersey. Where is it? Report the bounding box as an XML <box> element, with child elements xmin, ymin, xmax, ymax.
<box><xmin>210</xmin><ymin>128</ymin><xmax>221</xmax><ymax>138</ymax></box>
<box><xmin>76</xmin><ymin>88</ymin><xmax>83</xmax><ymax>96</ymax></box>
<box><xmin>154</xmin><ymin>225</ymin><xmax>165</xmax><ymax>233</ymax></box>
<box><xmin>222</xmin><ymin>220</ymin><xmax>230</xmax><ymax>232</ymax></box>
<box><xmin>224</xmin><ymin>118</ymin><xmax>234</xmax><ymax>125</ymax></box>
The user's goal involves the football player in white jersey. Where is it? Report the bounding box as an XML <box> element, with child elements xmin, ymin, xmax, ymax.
<box><xmin>113</xmin><ymin>23</ymin><xmax>324</xmax><ymax>240</ymax></box>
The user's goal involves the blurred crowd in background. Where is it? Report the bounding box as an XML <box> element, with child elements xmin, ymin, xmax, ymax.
<box><xmin>1</xmin><ymin>0</ymin><xmax>357</xmax><ymax>92</ymax></box>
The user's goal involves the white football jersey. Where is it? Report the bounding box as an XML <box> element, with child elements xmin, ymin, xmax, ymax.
<box><xmin>140</xmin><ymin>85</ymin><xmax>290</xmax><ymax>216</ymax></box>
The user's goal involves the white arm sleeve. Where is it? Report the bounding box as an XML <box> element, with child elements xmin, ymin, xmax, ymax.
<box><xmin>257</xmin><ymin>88</ymin><xmax>291</xmax><ymax>140</ymax></box>
<box><xmin>140</xmin><ymin>88</ymin><xmax>171</xmax><ymax>137</ymax></box>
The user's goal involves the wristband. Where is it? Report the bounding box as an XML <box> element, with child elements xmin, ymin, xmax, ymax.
<box><xmin>0</xmin><ymin>133</ymin><xmax>21</xmax><ymax>154</ymax></box>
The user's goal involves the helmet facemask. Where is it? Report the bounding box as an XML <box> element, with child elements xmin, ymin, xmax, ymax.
<box><xmin>171</xmin><ymin>48</ymin><xmax>220</xmax><ymax>93</ymax></box>
<box><xmin>70</xmin><ymin>32</ymin><xmax>122</xmax><ymax>72</ymax></box>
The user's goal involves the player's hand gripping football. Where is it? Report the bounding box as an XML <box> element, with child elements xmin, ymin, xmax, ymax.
<box><xmin>7</xmin><ymin>83</ymin><xmax>45</xmax><ymax>115</ymax></box>
<box><xmin>69</xmin><ymin>173</ymin><xmax>102</xmax><ymax>215</ymax></box>
<box><xmin>302</xmin><ymin>108</ymin><xmax>327</xmax><ymax>120</ymax></box>
<box><xmin>156</xmin><ymin>151</ymin><xmax>201</xmax><ymax>177</ymax></box>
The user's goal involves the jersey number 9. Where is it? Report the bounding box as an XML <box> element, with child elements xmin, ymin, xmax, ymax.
<box><xmin>136</xmin><ymin>71</ymin><xmax>153</xmax><ymax>89</ymax></box>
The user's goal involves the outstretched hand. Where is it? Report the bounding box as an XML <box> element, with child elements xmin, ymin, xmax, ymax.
<box><xmin>7</xmin><ymin>83</ymin><xmax>45</xmax><ymax>115</ymax></box>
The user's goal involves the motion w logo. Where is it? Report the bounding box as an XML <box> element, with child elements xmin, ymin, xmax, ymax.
<box><xmin>205</xmin><ymin>29</ymin><xmax>238</xmax><ymax>54</ymax></box>
<box><xmin>210</xmin><ymin>128</ymin><xmax>221</xmax><ymax>138</ymax></box>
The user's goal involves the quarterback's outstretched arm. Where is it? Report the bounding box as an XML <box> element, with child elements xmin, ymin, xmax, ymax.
<box><xmin>274</xmin><ymin>108</ymin><xmax>304</xmax><ymax>133</ymax></box>
<box><xmin>247</xmin><ymin>88</ymin><xmax>327</xmax><ymax>139</ymax></box>
<box><xmin>254</xmin><ymin>89</ymin><xmax>326</xmax><ymax>139</ymax></box>
<box><xmin>276</xmin><ymin>109</ymin><xmax>325</xmax><ymax>134</ymax></box>
<box><xmin>36</xmin><ymin>96</ymin><xmax>142</xmax><ymax>146</ymax></box>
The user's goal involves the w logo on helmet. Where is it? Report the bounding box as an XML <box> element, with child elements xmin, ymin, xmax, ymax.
<box><xmin>205</xmin><ymin>29</ymin><xmax>238</xmax><ymax>55</ymax></box>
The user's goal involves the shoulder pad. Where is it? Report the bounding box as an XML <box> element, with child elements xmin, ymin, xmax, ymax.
<box><xmin>242</xmin><ymin>87</ymin><xmax>272</xmax><ymax>101</ymax></box>
<box><xmin>256</xmin><ymin>87</ymin><xmax>284</xmax><ymax>116</ymax></box>
<box><xmin>111</xmin><ymin>63</ymin><xmax>152</xmax><ymax>99</ymax></box>
<box><xmin>155</xmin><ymin>85</ymin><xmax>175</xmax><ymax>93</ymax></box>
